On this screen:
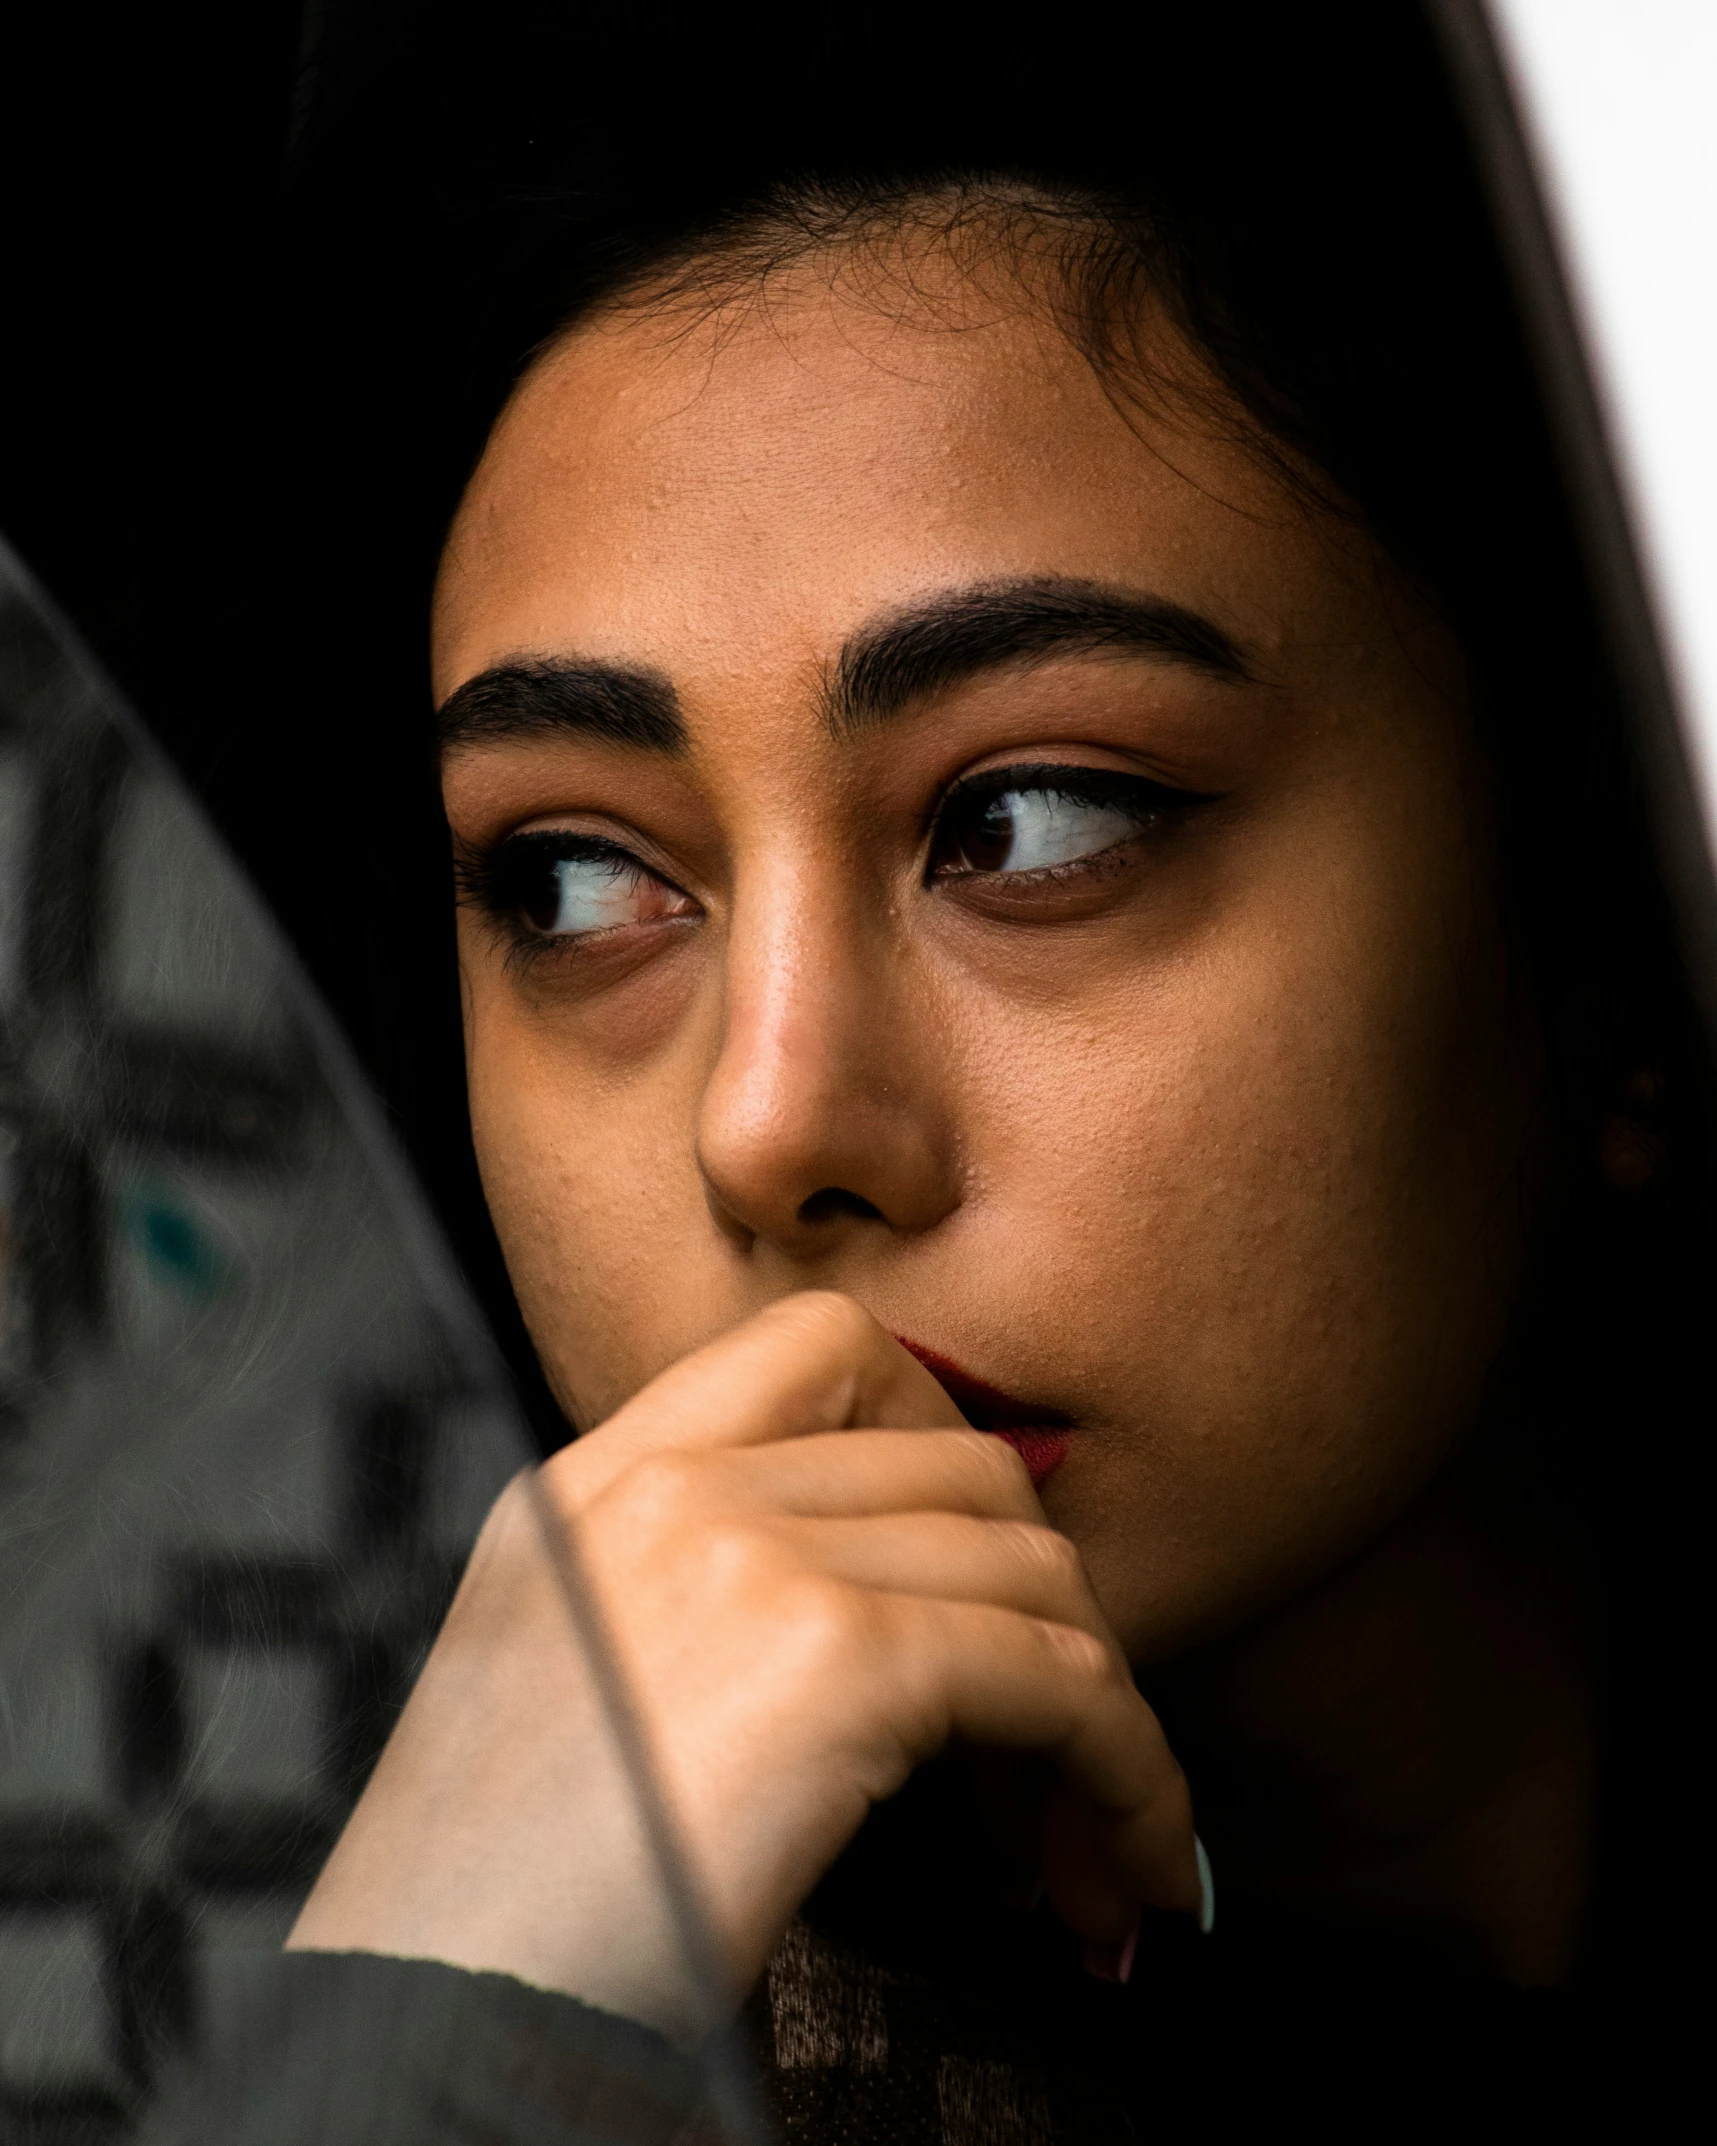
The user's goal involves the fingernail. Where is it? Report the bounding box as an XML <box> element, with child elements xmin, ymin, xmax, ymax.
<box><xmin>1082</xmin><ymin>1913</ymin><xmax>1140</xmax><ymax>1984</ymax></box>
<box><xmin>1195</xmin><ymin>1835</ymin><xmax>1216</xmax><ymax>1936</ymax></box>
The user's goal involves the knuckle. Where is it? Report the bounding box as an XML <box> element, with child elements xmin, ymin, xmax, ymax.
<box><xmin>1042</xmin><ymin>1620</ymin><xmax>1111</xmax><ymax>1683</ymax></box>
<box><xmin>696</xmin><ymin>1517</ymin><xmax>780</xmax><ymax>1597</ymax></box>
<box><xmin>608</xmin><ymin>1449</ymin><xmax>708</xmax><ymax>1531</ymax></box>
<box><xmin>956</xmin><ymin>1428</ymin><xmax>1031</xmax><ymax>1496</ymax></box>
<box><xmin>774</xmin><ymin>1574</ymin><xmax>871</xmax><ymax>1677</ymax></box>
<box><xmin>1012</xmin><ymin>1523</ymin><xmax>1083</xmax><ymax>1590</ymax></box>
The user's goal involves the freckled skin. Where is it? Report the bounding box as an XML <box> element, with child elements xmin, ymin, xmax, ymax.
<box><xmin>439</xmin><ymin>263</ymin><xmax>1538</xmax><ymax>1669</ymax></box>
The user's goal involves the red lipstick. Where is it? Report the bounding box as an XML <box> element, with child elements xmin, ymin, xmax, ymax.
<box><xmin>896</xmin><ymin>1340</ymin><xmax>1074</xmax><ymax>1486</ymax></box>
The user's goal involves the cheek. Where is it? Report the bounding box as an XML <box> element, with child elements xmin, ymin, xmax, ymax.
<box><xmin>973</xmin><ymin>793</ymin><xmax>1524</xmax><ymax>1307</ymax></box>
<box><xmin>952</xmin><ymin>785</ymin><xmax>1535</xmax><ymax>1645</ymax></box>
<box><xmin>461</xmin><ymin>962</ymin><xmax>728</xmax><ymax>1426</ymax></box>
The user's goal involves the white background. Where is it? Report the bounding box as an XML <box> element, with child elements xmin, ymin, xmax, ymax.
<box><xmin>1487</xmin><ymin>1</ymin><xmax>1717</xmax><ymax>867</ymax></box>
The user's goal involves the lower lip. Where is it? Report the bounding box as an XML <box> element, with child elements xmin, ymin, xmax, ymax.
<box><xmin>895</xmin><ymin>1341</ymin><xmax>1075</xmax><ymax>1487</ymax></box>
<box><xmin>990</xmin><ymin>1428</ymin><xmax>1074</xmax><ymax>1486</ymax></box>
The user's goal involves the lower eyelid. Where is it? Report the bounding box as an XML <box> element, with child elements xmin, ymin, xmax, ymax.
<box><xmin>1013</xmin><ymin>835</ymin><xmax>1139</xmax><ymax>878</ymax></box>
<box><xmin>936</xmin><ymin>833</ymin><xmax>1143</xmax><ymax>888</ymax></box>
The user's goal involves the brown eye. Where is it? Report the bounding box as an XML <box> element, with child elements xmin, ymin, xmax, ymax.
<box><xmin>931</xmin><ymin>769</ymin><xmax>1163</xmax><ymax>879</ymax></box>
<box><xmin>526</xmin><ymin>853</ymin><xmax>658</xmax><ymax>934</ymax></box>
<box><xmin>945</xmin><ymin>791</ymin><xmax>1019</xmax><ymax>873</ymax></box>
<box><xmin>470</xmin><ymin>832</ymin><xmax>696</xmax><ymax>940</ymax></box>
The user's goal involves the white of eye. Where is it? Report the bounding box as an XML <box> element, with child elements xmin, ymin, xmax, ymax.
<box><xmin>988</xmin><ymin>790</ymin><xmax>1140</xmax><ymax>872</ymax></box>
<box><xmin>547</xmin><ymin>855</ymin><xmax>655</xmax><ymax>934</ymax></box>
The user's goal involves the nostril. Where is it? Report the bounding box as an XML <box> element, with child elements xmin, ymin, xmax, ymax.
<box><xmin>796</xmin><ymin>1187</ymin><xmax>885</xmax><ymax>1227</ymax></box>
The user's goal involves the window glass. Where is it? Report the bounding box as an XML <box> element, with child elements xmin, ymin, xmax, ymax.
<box><xmin>0</xmin><ymin>539</ymin><xmax>751</xmax><ymax>2141</ymax></box>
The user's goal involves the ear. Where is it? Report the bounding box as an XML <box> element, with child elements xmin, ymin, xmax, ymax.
<box><xmin>1596</xmin><ymin>1065</ymin><xmax>1668</xmax><ymax>1193</ymax></box>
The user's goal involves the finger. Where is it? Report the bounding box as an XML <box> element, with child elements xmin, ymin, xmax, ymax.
<box><xmin>778</xmin><ymin>1510</ymin><xmax>1116</xmax><ymax>1652</ymax></box>
<box><xmin>876</xmin><ymin>1597</ymin><xmax>1198</xmax><ymax>1926</ymax></box>
<box><xmin>706</xmin><ymin>1429</ymin><xmax>1044</xmax><ymax>1525</ymax></box>
<box><xmin>557</xmin><ymin>1294</ymin><xmax>966</xmax><ymax>1500</ymax></box>
<box><xmin>571</xmin><ymin>1434</ymin><xmax>1045</xmax><ymax>1597</ymax></box>
<box><xmin>1038</xmin><ymin>1777</ymin><xmax>1202</xmax><ymax>1944</ymax></box>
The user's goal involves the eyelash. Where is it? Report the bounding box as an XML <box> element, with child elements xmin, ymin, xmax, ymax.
<box><xmin>454</xmin><ymin>832</ymin><xmax>689</xmax><ymax>960</ymax></box>
<box><xmin>458</xmin><ymin>764</ymin><xmax>1208</xmax><ymax>956</ymax></box>
<box><xmin>925</xmin><ymin>763</ymin><xmax>1208</xmax><ymax>882</ymax></box>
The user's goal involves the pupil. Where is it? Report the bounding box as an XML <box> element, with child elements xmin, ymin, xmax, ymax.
<box><xmin>522</xmin><ymin>855</ymin><xmax>565</xmax><ymax>933</ymax></box>
<box><xmin>962</xmin><ymin>796</ymin><xmax>1015</xmax><ymax>873</ymax></box>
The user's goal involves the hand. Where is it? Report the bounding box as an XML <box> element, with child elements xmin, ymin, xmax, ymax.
<box><xmin>289</xmin><ymin>1293</ymin><xmax>1199</xmax><ymax>2039</ymax></box>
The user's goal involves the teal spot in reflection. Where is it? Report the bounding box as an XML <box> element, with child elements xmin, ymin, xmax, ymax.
<box><xmin>124</xmin><ymin>1191</ymin><xmax>226</xmax><ymax>1297</ymax></box>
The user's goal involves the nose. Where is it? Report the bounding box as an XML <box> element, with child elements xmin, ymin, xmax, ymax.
<box><xmin>695</xmin><ymin>866</ymin><xmax>962</xmax><ymax>1257</ymax></box>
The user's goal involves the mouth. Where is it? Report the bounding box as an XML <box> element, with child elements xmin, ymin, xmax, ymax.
<box><xmin>895</xmin><ymin>1340</ymin><xmax>1075</xmax><ymax>1487</ymax></box>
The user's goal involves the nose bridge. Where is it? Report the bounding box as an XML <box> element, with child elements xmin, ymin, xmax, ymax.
<box><xmin>704</xmin><ymin>847</ymin><xmax>891</xmax><ymax>1161</ymax></box>
<box><xmin>730</xmin><ymin>851</ymin><xmax>869</xmax><ymax>1101</ymax></box>
<box><xmin>694</xmin><ymin>840</ymin><xmax>958</xmax><ymax>1244</ymax></box>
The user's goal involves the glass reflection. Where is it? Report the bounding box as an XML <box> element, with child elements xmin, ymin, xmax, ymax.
<box><xmin>0</xmin><ymin>540</ymin><xmax>746</xmax><ymax>2140</ymax></box>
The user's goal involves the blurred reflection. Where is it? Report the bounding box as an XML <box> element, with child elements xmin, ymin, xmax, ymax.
<box><xmin>0</xmin><ymin>540</ymin><xmax>730</xmax><ymax>2137</ymax></box>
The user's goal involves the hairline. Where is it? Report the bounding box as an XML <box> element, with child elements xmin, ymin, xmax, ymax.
<box><xmin>502</xmin><ymin>172</ymin><xmax>1343</xmax><ymax>537</ymax></box>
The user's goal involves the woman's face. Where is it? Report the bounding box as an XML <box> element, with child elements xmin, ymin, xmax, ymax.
<box><xmin>435</xmin><ymin>251</ymin><xmax>1542</xmax><ymax>1665</ymax></box>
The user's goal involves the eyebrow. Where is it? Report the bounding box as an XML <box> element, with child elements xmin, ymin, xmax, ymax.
<box><xmin>435</xmin><ymin>577</ymin><xmax>1251</xmax><ymax>757</ymax></box>
<box><xmin>436</xmin><ymin>659</ymin><xmax>687</xmax><ymax>754</ymax></box>
<box><xmin>827</xmin><ymin>577</ymin><xmax>1252</xmax><ymax>735</ymax></box>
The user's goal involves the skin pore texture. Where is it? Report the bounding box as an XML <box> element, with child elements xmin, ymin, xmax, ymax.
<box><xmin>291</xmin><ymin>226</ymin><xmax>1592</xmax><ymax>2020</ymax></box>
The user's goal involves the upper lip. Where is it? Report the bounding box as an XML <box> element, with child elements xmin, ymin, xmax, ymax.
<box><xmin>895</xmin><ymin>1339</ymin><xmax>1075</xmax><ymax>1432</ymax></box>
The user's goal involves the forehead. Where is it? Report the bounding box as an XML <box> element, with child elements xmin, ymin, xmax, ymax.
<box><xmin>432</xmin><ymin>266</ymin><xmax>1363</xmax><ymax>702</ymax></box>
